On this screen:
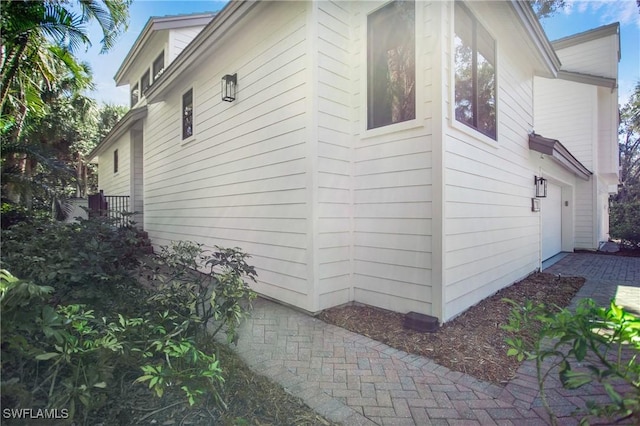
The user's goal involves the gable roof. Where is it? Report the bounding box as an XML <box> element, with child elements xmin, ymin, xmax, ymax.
<box><xmin>114</xmin><ymin>12</ymin><xmax>216</xmax><ymax>86</ymax></box>
<box><xmin>146</xmin><ymin>0</ymin><xmax>257</xmax><ymax>102</ymax></box>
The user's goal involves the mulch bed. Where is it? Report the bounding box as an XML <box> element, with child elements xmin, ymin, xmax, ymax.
<box><xmin>318</xmin><ymin>272</ymin><xmax>585</xmax><ymax>385</ymax></box>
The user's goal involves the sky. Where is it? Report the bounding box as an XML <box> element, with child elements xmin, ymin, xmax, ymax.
<box><xmin>78</xmin><ymin>0</ymin><xmax>640</xmax><ymax>107</ymax></box>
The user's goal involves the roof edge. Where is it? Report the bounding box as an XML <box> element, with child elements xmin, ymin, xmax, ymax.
<box><xmin>529</xmin><ymin>133</ymin><xmax>592</xmax><ymax>180</ymax></box>
<box><xmin>87</xmin><ymin>107</ymin><xmax>148</xmax><ymax>161</ymax></box>
<box><xmin>557</xmin><ymin>70</ymin><xmax>617</xmax><ymax>89</ymax></box>
<box><xmin>552</xmin><ymin>22</ymin><xmax>620</xmax><ymax>54</ymax></box>
<box><xmin>508</xmin><ymin>1</ymin><xmax>561</xmax><ymax>76</ymax></box>
<box><xmin>114</xmin><ymin>13</ymin><xmax>216</xmax><ymax>85</ymax></box>
<box><xmin>146</xmin><ymin>1</ymin><xmax>259</xmax><ymax>102</ymax></box>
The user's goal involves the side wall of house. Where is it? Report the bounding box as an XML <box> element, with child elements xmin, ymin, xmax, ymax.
<box><xmin>597</xmin><ymin>86</ymin><xmax>619</xmax><ymax>183</ymax></box>
<box><xmin>143</xmin><ymin>1</ymin><xmax>314</xmax><ymax>310</ymax></box>
<box><xmin>315</xmin><ymin>1</ymin><xmax>354</xmax><ymax>310</ymax></box>
<box><xmin>534</xmin><ymin>78</ymin><xmax>596</xmax><ymax>169</ymax></box>
<box><xmin>442</xmin><ymin>2</ymin><xmax>541</xmax><ymax>321</ymax></box>
<box><xmin>554</xmin><ymin>33</ymin><xmax>618</xmax><ymax>79</ymax></box>
<box><xmin>349</xmin><ymin>1</ymin><xmax>436</xmax><ymax>316</ymax></box>
<box><xmin>534</xmin><ymin>78</ymin><xmax>598</xmax><ymax>248</ymax></box>
<box><xmin>97</xmin><ymin>132</ymin><xmax>131</xmax><ymax>197</ymax></box>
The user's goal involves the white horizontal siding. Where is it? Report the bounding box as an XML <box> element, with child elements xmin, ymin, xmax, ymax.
<box><xmin>597</xmin><ymin>86</ymin><xmax>619</xmax><ymax>179</ymax></box>
<box><xmin>169</xmin><ymin>27</ymin><xmax>203</xmax><ymax>62</ymax></box>
<box><xmin>574</xmin><ymin>179</ymin><xmax>595</xmax><ymax>248</ymax></box>
<box><xmin>98</xmin><ymin>133</ymin><xmax>130</xmax><ymax>197</ymax></box>
<box><xmin>554</xmin><ymin>34</ymin><xmax>618</xmax><ymax>79</ymax></box>
<box><xmin>143</xmin><ymin>2</ymin><xmax>312</xmax><ymax>310</ymax></box>
<box><xmin>315</xmin><ymin>0</ymin><xmax>353</xmax><ymax>309</ymax></box>
<box><xmin>350</xmin><ymin>1</ymin><xmax>435</xmax><ymax>316</ymax></box>
<box><xmin>443</xmin><ymin>1</ymin><xmax>540</xmax><ymax>321</ymax></box>
<box><xmin>534</xmin><ymin>78</ymin><xmax>595</xmax><ymax>169</ymax></box>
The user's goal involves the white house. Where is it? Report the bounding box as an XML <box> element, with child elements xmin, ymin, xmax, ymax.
<box><xmin>88</xmin><ymin>1</ymin><xmax>620</xmax><ymax>323</ymax></box>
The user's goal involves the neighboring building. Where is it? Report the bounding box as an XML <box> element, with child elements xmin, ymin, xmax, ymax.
<box><xmin>88</xmin><ymin>1</ymin><xmax>619</xmax><ymax>323</ymax></box>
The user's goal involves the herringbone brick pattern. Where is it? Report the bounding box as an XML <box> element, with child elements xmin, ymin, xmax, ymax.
<box><xmin>222</xmin><ymin>253</ymin><xmax>639</xmax><ymax>425</ymax></box>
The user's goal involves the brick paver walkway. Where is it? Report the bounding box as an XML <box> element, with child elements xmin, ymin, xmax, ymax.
<box><xmin>225</xmin><ymin>253</ymin><xmax>639</xmax><ymax>425</ymax></box>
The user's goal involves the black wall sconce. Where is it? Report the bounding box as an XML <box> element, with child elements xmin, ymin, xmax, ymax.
<box><xmin>534</xmin><ymin>175</ymin><xmax>547</xmax><ymax>198</ymax></box>
<box><xmin>221</xmin><ymin>73</ymin><xmax>237</xmax><ymax>102</ymax></box>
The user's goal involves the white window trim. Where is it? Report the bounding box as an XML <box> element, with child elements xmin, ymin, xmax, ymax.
<box><xmin>448</xmin><ymin>1</ymin><xmax>500</xmax><ymax>149</ymax></box>
<box><xmin>360</xmin><ymin>0</ymin><xmax>424</xmax><ymax>139</ymax></box>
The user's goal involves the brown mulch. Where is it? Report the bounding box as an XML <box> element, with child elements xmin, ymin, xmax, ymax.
<box><xmin>318</xmin><ymin>272</ymin><xmax>585</xmax><ymax>385</ymax></box>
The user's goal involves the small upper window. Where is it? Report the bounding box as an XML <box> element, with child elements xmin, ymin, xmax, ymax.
<box><xmin>367</xmin><ymin>0</ymin><xmax>416</xmax><ymax>130</ymax></box>
<box><xmin>153</xmin><ymin>51</ymin><xmax>164</xmax><ymax>82</ymax></box>
<box><xmin>454</xmin><ymin>2</ymin><xmax>496</xmax><ymax>139</ymax></box>
<box><xmin>182</xmin><ymin>88</ymin><xmax>193</xmax><ymax>140</ymax></box>
<box><xmin>131</xmin><ymin>83</ymin><xmax>139</xmax><ymax>107</ymax></box>
<box><xmin>141</xmin><ymin>69</ymin><xmax>151</xmax><ymax>95</ymax></box>
<box><xmin>113</xmin><ymin>149</ymin><xmax>119</xmax><ymax>173</ymax></box>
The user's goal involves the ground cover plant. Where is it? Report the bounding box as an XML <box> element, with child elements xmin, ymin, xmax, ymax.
<box><xmin>1</xmin><ymin>217</ymin><xmax>335</xmax><ymax>425</ymax></box>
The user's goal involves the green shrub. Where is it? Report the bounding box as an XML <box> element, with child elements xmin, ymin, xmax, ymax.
<box><xmin>503</xmin><ymin>298</ymin><xmax>640</xmax><ymax>425</ymax></box>
<box><xmin>1</xmin><ymin>217</ymin><xmax>142</xmax><ymax>306</ymax></box>
<box><xmin>145</xmin><ymin>241</ymin><xmax>258</xmax><ymax>344</ymax></box>
<box><xmin>1</xmin><ymin>234</ymin><xmax>259</xmax><ymax>424</ymax></box>
<box><xmin>609</xmin><ymin>201</ymin><xmax>640</xmax><ymax>249</ymax></box>
<box><xmin>1</xmin><ymin>270</ymin><xmax>229</xmax><ymax>424</ymax></box>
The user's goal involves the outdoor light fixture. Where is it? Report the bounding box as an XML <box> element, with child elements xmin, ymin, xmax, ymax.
<box><xmin>221</xmin><ymin>73</ymin><xmax>237</xmax><ymax>102</ymax></box>
<box><xmin>535</xmin><ymin>175</ymin><xmax>547</xmax><ymax>198</ymax></box>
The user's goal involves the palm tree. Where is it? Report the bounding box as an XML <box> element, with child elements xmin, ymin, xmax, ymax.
<box><xmin>1</xmin><ymin>0</ymin><xmax>130</xmax><ymax>112</ymax></box>
<box><xmin>1</xmin><ymin>0</ymin><xmax>130</xmax><ymax>211</ymax></box>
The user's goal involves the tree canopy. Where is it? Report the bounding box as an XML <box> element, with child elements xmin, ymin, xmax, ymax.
<box><xmin>1</xmin><ymin>0</ymin><xmax>131</xmax><ymax>212</ymax></box>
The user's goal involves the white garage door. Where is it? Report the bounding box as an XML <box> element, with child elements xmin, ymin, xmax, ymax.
<box><xmin>541</xmin><ymin>183</ymin><xmax>562</xmax><ymax>261</ymax></box>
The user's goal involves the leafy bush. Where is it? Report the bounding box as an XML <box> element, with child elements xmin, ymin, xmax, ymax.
<box><xmin>503</xmin><ymin>298</ymin><xmax>640</xmax><ymax>425</ymax></box>
<box><xmin>145</xmin><ymin>241</ymin><xmax>258</xmax><ymax>344</ymax></box>
<box><xmin>609</xmin><ymin>201</ymin><xmax>640</xmax><ymax>249</ymax></box>
<box><xmin>1</xmin><ymin>217</ymin><xmax>142</xmax><ymax>306</ymax></box>
<box><xmin>1</xmin><ymin>202</ymin><xmax>32</xmax><ymax>229</ymax></box>
<box><xmin>1</xmin><ymin>269</ymin><xmax>229</xmax><ymax>423</ymax></box>
<box><xmin>1</xmin><ymin>222</ymin><xmax>259</xmax><ymax>424</ymax></box>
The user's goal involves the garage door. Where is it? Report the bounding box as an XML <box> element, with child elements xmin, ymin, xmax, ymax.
<box><xmin>541</xmin><ymin>183</ymin><xmax>562</xmax><ymax>261</ymax></box>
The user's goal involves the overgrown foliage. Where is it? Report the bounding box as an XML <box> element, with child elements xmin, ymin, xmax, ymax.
<box><xmin>609</xmin><ymin>83</ymin><xmax>640</xmax><ymax>248</ymax></box>
<box><xmin>610</xmin><ymin>201</ymin><xmax>640</xmax><ymax>249</ymax></box>
<box><xmin>1</xmin><ymin>217</ymin><xmax>258</xmax><ymax>425</ymax></box>
<box><xmin>0</xmin><ymin>217</ymin><xmax>142</xmax><ymax>306</ymax></box>
<box><xmin>1</xmin><ymin>0</ymin><xmax>130</xmax><ymax>212</ymax></box>
<box><xmin>503</xmin><ymin>298</ymin><xmax>640</xmax><ymax>425</ymax></box>
<box><xmin>145</xmin><ymin>241</ymin><xmax>258</xmax><ymax>344</ymax></box>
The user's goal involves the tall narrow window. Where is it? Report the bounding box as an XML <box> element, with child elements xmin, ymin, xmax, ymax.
<box><xmin>131</xmin><ymin>83</ymin><xmax>139</xmax><ymax>107</ymax></box>
<box><xmin>141</xmin><ymin>69</ymin><xmax>151</xmax><ymax>95</ymax></box>
<box><xmin>153</xmin><ymin>51</ymin><xmax>164</xmax><ymax>82</ymax></box>
<box><xmin>367</xmin><ymin>0</ymin><xmax>415</xmax><ymax>130</ymax></box>
<box><xmin>113</xmin><ymin>149</ymin><xmax>118</xmax><ymax>173</ymax></box>
<box><xmin>454</xmin><ymin>2</ymin><xmax>496</xmax><ymax>139</ymax></box>
<box><xmin>182</xmin><ymin>88</ymin><xmax>193</xmax><ymax>140</ymax></box>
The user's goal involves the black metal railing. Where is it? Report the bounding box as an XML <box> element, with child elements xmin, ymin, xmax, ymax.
<box><xmin>88</xmin><ymin>190</ymin><xmax>130</xmax><ymax>227</ymax></box>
